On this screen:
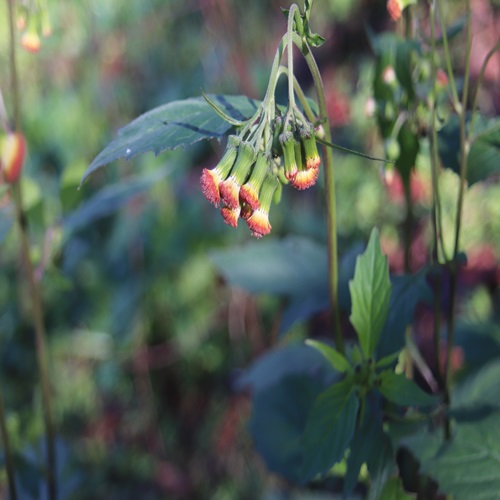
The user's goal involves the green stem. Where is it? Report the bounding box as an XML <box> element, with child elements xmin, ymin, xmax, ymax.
<box><xmin>402</xmin><ymin>177</ymin><xmax>413</xmax><ymax>273</ymax></box>
<box><xmin>0</xmin><ymin>382</ymin><xmax>17</xmax><ymax>500</ymax></box>
<box><xmin>6</xmin><ymin>0</ymin><xmax>57</xmax><ymax>495</ymax></box>
<box><xmin>12</xmin><ymin>184</ymin><xmax>57</xmax><ymax>498</ymax></box>
<box><xmin>444</xmin><ymin>0</ymin><xmax>472</xmax><ymax>440</ymax></box>
<box><xmin>292</xmin><ymin>32</ymin><xmax>344</xmax><ymax>354</ymax></box>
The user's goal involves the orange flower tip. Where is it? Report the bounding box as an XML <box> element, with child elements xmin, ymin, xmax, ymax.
<box><xmin>219</xmin><ymin>177</ymin><xmax>240</xmax><ymax>209</ymax></box>
<box><xmin>1</xmin><ymin>133</ymin><xmax>26</xmax><ymax>184</ymax></box>
<box><xmin>21</xmin><ymin>32</ymin><xmax>41</xmax><ymax>53</ymax></box>
<box><xmin>239</xmin><ymin>184</ymin><xmax>260</xmax><ymax>210</ymax></box>
<box><xmin>16</xmin><ymin>17</ymin><xmax>27</xmax><ymax>31</ymax></box>
<box><xmin>436</xmin><ymin>69</ymin><xmax>449</xmax><ymax>87</ymax></box>
<box><xmin>246</xmin><ymin>210</ymin><xmax>271</xmax><ymax>237</ymax></box>
<box><xmin>291</xmin><ymin>168</ymin><xmax>319</xmax><ymax>190</ymax></box>
<box><xmin>387</xmin><ymin>0</ymin><xmax>403</xmax><ymax>21</ymax></box>
<box><xmin>200</xmin><ymin>168</ymin><xmax>222</xmax><ymax>206</ymax></box>
<box><xmin>305</xmin><ymin>156</ymin><xmax>321</xmax><ymax>170</ymax></box>
<box><xmin>220</xmin><ymin>206</ymin><xmax>240</xmax><ymax>228</ymax></box>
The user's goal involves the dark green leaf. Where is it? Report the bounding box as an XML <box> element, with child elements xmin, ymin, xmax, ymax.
<box><xmin>302</xmin><ymin>378</ymin><xmax>359</xmax><ymax>482</ymax></box>
<box><xmin>82</xmin><ymin>94</ymin><xmax>259</xmax><ymax>185</ymax></box>
<box><xmin>210</xmin><ymin>236</ymin><xmax>327</xmax><ymax>296</ymax></box>
<box><xmin>376</xmin><ymin>268</ymin><xmax>432</xmax><ymax>359</ymax></box>
<box><xmin>396</xmin><ymin>121</ymin><xmax>420</xmax><ymax>183</ymax></box>
<box><xmin>438</xmin><ymin>114</ymin><xmax>500</xmax><ymax>184</ymax></box>
<box><xmin>345</xmin><ymin>406</ymin><xmax>395</xmax><ymax>497</ymax></box>
<box><xmin>378</xmin><ymin>371</ymin><xmax>437</xmax><ymax>407</ymax></box>
<box><xmin>0</xmin><ymin>204</ymin><xmax>14</xmax><ymax>244</ymax></box>
<box><xmin>305</xmin><ymin>340</ymin><xmax>351</xmax><ymax>373</ymax></box>
<box><xmin>404</xmin><ymin>409</ymin><xmax>500</xmax><ymax>500</ymax></box>
<box><xmin>236</xmin><ymin>344</ymin><xmax>336</xmax><ymax>394</ymax></box>
<box><xmin>452</xmin><ymin>359</ymin><xmax>500</xmax><ymax>410</ymax></box>
<box><xmin>64</xmin><ymin>168</ymin><xmax>172</xmax><ymax>234</ymax></box>
<box><xmin>349</xmin><ymin>228</ymin><xmax>391</xmax><ymax>357</ymax></box>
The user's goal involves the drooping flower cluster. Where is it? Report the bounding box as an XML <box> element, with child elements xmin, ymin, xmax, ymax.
<box><xmin>16</xmin><ymin>1</ymin><xmax>52</xmax><ymax>53</ymax></box>
<box><xmin>200</xmin><ymin>115</ymin><xmax>321</xmax><ymax>238</ymax></box>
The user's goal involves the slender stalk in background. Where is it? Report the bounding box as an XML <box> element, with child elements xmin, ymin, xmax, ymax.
<box><xmin>6</xmin><ymin>0</ymin><xmax>57</xmax><ymax>495</ymax></box>
<box><xmin>292</xmin><ymin>31</ymin><xmax>345</xmax><ymax>354</ymax></box>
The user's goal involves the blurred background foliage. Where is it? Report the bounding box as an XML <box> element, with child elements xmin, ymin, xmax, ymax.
<box><xmin>0</xmin><ymin>0</ymin><xmax>499</xmax><ymax>498</ymax></box>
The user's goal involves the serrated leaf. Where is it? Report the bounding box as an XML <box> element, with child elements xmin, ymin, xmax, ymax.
<box><xmin>378</xmin><ymin>371</ymin><xmax>437</xmax><ymax>407</ymax></box>
<box><xmin>82</xmin><ymin>94</ymin><xmax>259</xmax><ymax>185</ymax></box>
<box><xmin>301</xmin><ymin>378</ymin><xmax>358</xmax><ymax>482</ymax></box>
<box><xmin>349</xmin><ymin>228</ymin><xmax>392</xmax><ymax>357</ymax></box>
<box><xmin>210</xmin><ymin>236</ymin><xmax>327</xmax><ymax>296</ymax></box>
<box><xmin>404</xmin><ymin>409</ymin><xmax>500</xmax><ymax>500</ymax></box>
<box><xmin>305</xmin><ymin>340</ymin><xmax>351</xmax><ymax>373</ymax></box>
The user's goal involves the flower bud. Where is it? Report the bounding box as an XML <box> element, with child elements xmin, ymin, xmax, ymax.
<box><xmin>220</xmin><ymin>205</ymin><xmax>241</xmax><ymax>228</ymax></box>
<box><xmin>279</xmin><ymin>132</ymin><xmax>297</xmax><ymax>181</ymax></box>
<box><xmin>219</xmin><ymin>141</ymin><xmax>255</xmax><ymax>209</ymax></box>
<box><xmin>200</xmin><ymin>135</ymin><xmax>240</xmax><ymax>207</ymax></box>
<box><xmin>387</xmin><ymin>0</ymin><xmax>403</xmax><ymax>21</ymax></box>
<box><xmin>239</xmin><ymin>152</ymin><xmax>270</xmax><ymax>210</ymax></box>
<box><xmin>1</xmin><ymin>133</ymin><xmax>26</xmax><ymax>184</ymax></box>
<box><xmin>21</xmin><ymin>15</ymin><xmax>41</xmax><ymax>53</ymax></box>
<box><xmin>246</xmin><ymin>173</ymin><xmax>279</xmax><ymax>238</ymax></box>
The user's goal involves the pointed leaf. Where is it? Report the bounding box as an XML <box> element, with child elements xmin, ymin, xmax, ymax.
<box><xmin>305</xmin><ymin>340</ymin><xmax>351</xmax><ymax>373</ymax></box>
<box><xmin>378</xmin><ymin>371</ymin><xmax>437</xmax><ymax>407</ymax></box>
<box><xmin>301</xmin><ymin>379</ymin><xmax>359</xmax><ymax>482</ymax></box>
<box><xmin>82</xmin><ymin>94</ymin><xmax>259</xmax><ymax>185</ymax></box>
<box><xmin>349</xmin><ymin>228</ymin><xmax>392</xmax><ymax>357</ymax></box>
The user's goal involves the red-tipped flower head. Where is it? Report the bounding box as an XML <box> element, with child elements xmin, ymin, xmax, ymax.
<box><xmin>246</xmin><ymin>172</ymin><xmax>278</xmax><ymax>238</ymax></box>
<box><xmin>300</xmin><ymin>125</ymin><xmax>321</xmax><ymax>170</ymax></box>
<box><xmin>1</xmin><ymin>133</ymin><xmax>26</xmax><ymax>184</ymax></box>
<box><xmin>239</xmin><ymin>152</ymin><xmax>270</xmax><ymax>210</ymax></box>
<box><xmin>220</xmin><ymin>205</ymin><xmax>241</xmax><ymax>228</ymax></box>
<box><xmin>279</xmin><ymin>132</ymin><xmax>298</xmax><ymax>181</ymax></box>
<box><xmin>200</xmin><ymin>135</ymin><xmax>239</xmax><ymax>207</ymax></box>
<box><xmin>219</xmin><ymin>141</ymin><xmax>255</xmax><ymax>209</ymax></box>
<box><xmin>291</xmin><ymin>140</ymin><xmax>319</xmax><ymax>190</ymax></box>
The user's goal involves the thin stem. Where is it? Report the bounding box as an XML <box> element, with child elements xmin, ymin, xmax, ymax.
<box><xmin>436</xmin><ymin>0</ymin><xmax>461</xmax><ymax>111</ymax></box>
<box><xmin>292</xmin><ymin>32</ymin><xmax>344</xmax><ymax>354</ymax></box>
<box><xmin>402</xmin><ymin>176</ymin><xmax>413</xmax><ymax>273</ymax></box>
<box><xmin>6</xmin><ymin>0</ymin><xmax>57</xmax><ymax>495</ymax></box>
<box><xmin>6</xmin><ymin>0</ymin><xmax>20</xmax><ymax>130</ymax></box>
<box><xmin>444</xmin><ymin>0</ymin><xmax>472</xmax><ymax>440</ymax></box>
<box><xmin>12</xmin><ymin>183</ymin><xmax>57</xmax><ymax>498</ymax></box>
<box><xmin>0</xmin><ymin>383</ymin><xmax>17</xmax><ymax>500</ymax></box>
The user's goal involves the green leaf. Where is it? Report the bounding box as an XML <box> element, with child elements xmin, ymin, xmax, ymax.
<box><xmin>452</xmin><ymin>359</ymin><xmax>500</xmax><ymax>410</ymax></box>
<box><xmin>344</xmin><ymin>407</ymin><xmax>394</xmax><ymax>497</ymax></box>
<box><xmin>349</xmin><ymin>228</ymin><xmax>392</xmax><ymax>357</ymax></box>
<box><xmin>376</xmin><ymin>351</ymin><xmax>400</xmax><ymax>369</ymax></box>
<box><xmin>301</xmin><ymin>378</ymin><xmax>359</xmax><ymax>482</ymax></box>
<box><xmin>209</xmin><ymin>236</ymin><xmax>327</xmax><ymax>296</ymax></box>
<box><xmin>404</xmin><ymin>408</ymin><xmax>500</xmax><ymax>500</ymax></box>
<box><xmin>82</xmin><ymin>94</ymin><xmax>259</xmax><ymax>185</ymax></box>
<box><xmin>0</xmin><ymin>204</ymin><xmax>14</xmax><ymax>244</ymax></box>
<box><xmin>438</xmin><ymin>114</ymin><xmax>500</xmax><ymax>185</ymax></box>
<box><xmin>378</xmin><ymin>477</ymin><xmax>415</xmax><ymax>499</ymax></box>
<box><xmin>64</xmin><ymin>168</ymin><xmax>172</xmax><ymax>234</ymax></box>
<box><xmin>378</xmin><ymin>371</ymin><xmax>437</xmax><ymax>407</ymax></box>
<box><xmin>305</xmin><ymin>340</ymin><xmax>351</xmax><ymax>373</ymax></box>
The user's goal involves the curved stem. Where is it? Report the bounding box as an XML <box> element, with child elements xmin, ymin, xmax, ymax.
<box><xmin>292</xmin><ymin>32</ymin><xmax>344</xmax><ymax>354</ymax></box>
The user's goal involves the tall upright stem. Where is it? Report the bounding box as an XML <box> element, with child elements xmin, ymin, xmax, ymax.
<box><xmin>6</xmin><ymin>0</ymin><xmax>57</xmax><ymax>495</ymax></box>
<box><xmin>292</xmin><ymin>33</ymin><xmax>344</xmax><ymax>354</ymax></box>
<box><xmin>0</xmin><ymin>383</ymin><xmax>17</xmax><ymax>500</ymax></box>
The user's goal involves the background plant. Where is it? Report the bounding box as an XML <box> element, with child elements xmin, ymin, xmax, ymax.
<box><xmin>1</xmin><ymin>0</ymin><xmax>499</xmax><ymax>498</ymax></box>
